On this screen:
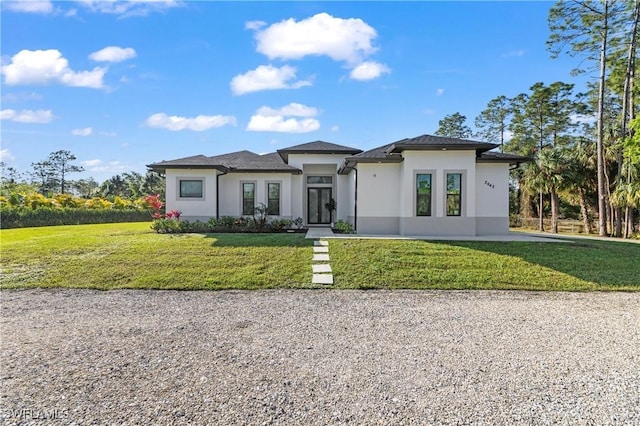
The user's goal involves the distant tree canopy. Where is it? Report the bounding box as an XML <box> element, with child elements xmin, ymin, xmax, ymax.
<box><xmin>435</xmin><ymin>112</ymin><xmax>474</xmax><ymax>139</ymax></box>
<box><xmin>2</xmin><ymin>151</ymin><xmax>165</xmax><ymax>201</ymax></box>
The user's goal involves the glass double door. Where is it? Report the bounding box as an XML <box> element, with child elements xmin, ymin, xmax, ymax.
<box><xmin>308</xmin><ymin>187</ymin><xmax>332</xmax><ymax>224</ymax></box>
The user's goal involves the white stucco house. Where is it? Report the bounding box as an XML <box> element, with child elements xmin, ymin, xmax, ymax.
<box><xmin>147</xmin><ymin>134</ymin><xmax>527</xmax><ymax>236</ymax></box>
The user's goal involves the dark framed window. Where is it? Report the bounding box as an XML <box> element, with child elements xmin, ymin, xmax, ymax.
<box><xmin>242</xmin><ymin>183</ymin><xmax>255</xmax><ymax>215</ymax></box>
<box><xmin>416</xmin><ymin>174</ymin><xmax>432</xmax><ymax>216</ymax></box>
<box><xmin>446</xmin><ymin>173</ymin><xmax>462</xmax><ymax>216</ymax></box>
<box><xmin>267</xmin><ymin>183</ymin><xmax>280</xmax><ymax>215</ymax></box>
<box><xmin>179</xmin><ymin>180</ymin><xmax>203</xmax><ymax>198</ymax></box>
<box><xmin>306</xmin><ymin>176</ymin><xmax>332</xmax><ymax>184</ymax></box>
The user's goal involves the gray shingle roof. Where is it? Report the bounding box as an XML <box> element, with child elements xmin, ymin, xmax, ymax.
<box><xmin>387</xmin><ymin>134</ymin><xmax>498</xmax><ymax>152</ymax></box>
<box><xmin>477</xmin><ymin>151</ymin><xmax>531</xmax><ymax>165</ymax></box>
<box><xmin>277</xmin><ymin>140</ymin><xmax>362</xmax><ymax>162</ymax></box>
<box><xmin>148</xmin><ymin>150</ymin><xmax>301</xmax><ymax>173</ymax></box>
<box><xmin>147</xmin><ymin>155</ymin><xmax>227</xmax><ymax>170</ymax></box>
<box><xmin>337</xmin><ymin>135</ymin><xmax>526</xmax><ymax>174</ymax></box>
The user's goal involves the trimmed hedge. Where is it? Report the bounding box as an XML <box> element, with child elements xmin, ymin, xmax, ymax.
<box><xmin>0</xmin><ymin>207</ymin><xmax>153</xmax><ymax>229</ymax></box>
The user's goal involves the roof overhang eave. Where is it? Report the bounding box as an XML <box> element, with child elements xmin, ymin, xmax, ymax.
<box><xmin>227</xmin><ymin>168</ymin><xmax>302</xmax><ymax>174</ymax></box>
<box><xmin>146</xmin><ymin>164</ymin><xmax>230</xmax><ymax>173</ymax></box>
<box><xmin>388</xmin><ymin>143</ymin><xmax>498</xmax><ymax>154</ymax></box>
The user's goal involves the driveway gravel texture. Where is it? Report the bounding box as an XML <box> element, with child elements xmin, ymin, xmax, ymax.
<box><xmin>1</xmin><ymin>289</ymin><xmax>639</xmax><ymax>425</ymax></box>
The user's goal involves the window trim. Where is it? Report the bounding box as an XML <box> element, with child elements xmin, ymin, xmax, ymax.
<box><xmin>241</xmin><ymin>181</ymin><xmax>256</xmax><ymax>216</ymax></box>
<box><xmin>266</xmin><ymin>181</ymin><xmax>281</xmax><ymax>216</ymax></box>
<box><xmin>414</xmin><ymin>170</ymin><xmax>435</xmax><ymax>217</ymax></box>
<box><xmin>177</xmin><ymin>177</ymin><xmax>205</xmax><ymax>200</ymax></box>
<box><xmin>444</xmin><ymin>171</ymin><xmax>464</xmax><ymax>217</ymax></box>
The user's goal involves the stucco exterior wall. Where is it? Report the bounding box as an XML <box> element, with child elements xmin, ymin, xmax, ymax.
<box><xmin>344</xmin><ymin>170</ymin><xmax>357</xmax><ymax>226</ymax></box>
<box><xmin>287</xmin><ymin>153</ymin><xmax>346</xmax><ymax>169</ymax></box>
<box><xmin>356</xmin><ymin>163</ymin><xmax>401</xmax><ymax>234</ymax></box>
<box><xmin>475</xmin><ymin>163</ymin><xmax>510</xmax><ymax>234</ymax></box>
<box><xmin>165</xmin><ymin>169</ymin><xmax>218</xmax><ymax>221</ymax></box>
<box><xmin>356</xmin><ymin>150</ymin><xmax>496</xmax><ymax>236</ymax></box>
<box><xmin>398</xmin><ymin>150</ymin><xmax>477</xmax><ymax>218</ymax></box>
<box><xmin>162</xmin><ymin>150</ymin><xmax>512</xmax><ymax>235</ymax></box>
<box><xmin>218</xmin><ymin>173</ymin><xmax>293</xmax><ymax>218</ymax></box>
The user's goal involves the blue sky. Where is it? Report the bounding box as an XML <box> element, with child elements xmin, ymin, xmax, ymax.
<box><xmin>1</xmin><ymin>0</ymin><xmax>589</xmax><ymax>183</ymax></box>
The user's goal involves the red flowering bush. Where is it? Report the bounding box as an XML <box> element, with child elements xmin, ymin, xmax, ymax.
<box><xmin>166</xmin><ymin>210</ymin><xmax>181</xmax><ymax>219</ymax></box>
<box><xmin>143</xmin><ymin>195</ymin><xmax>164</xmax><ymax>211</ymax></box>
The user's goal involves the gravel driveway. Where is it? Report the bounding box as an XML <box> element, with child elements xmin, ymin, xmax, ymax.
<box><xmin>1</xmin><ymin>289</ymin><xmax>639</xmax><ymax>425</ymax></box>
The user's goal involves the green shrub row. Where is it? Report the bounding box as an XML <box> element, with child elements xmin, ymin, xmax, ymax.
<box><xmin>0</xmin><ymin>207</ymin><xmax>153</xmax><ymax>229</ymax></box>
<box><xmin>151</xmin><ymin>216</ymin><xmax>306</xmax><ymax>234</ymax></box>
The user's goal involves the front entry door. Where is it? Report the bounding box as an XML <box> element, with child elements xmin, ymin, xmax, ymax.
<box><xmin>308</xmin><ymin>188</ymin><xmax>332</xmax><ymax>224</ymax></box>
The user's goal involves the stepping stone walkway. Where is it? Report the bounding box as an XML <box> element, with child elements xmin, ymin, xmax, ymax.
<box><xmin>312</xmin><ymin>240</ymin><xmax>333</xmax><ymax>285</ymax></box>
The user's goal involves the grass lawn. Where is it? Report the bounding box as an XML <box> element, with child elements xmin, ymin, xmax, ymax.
<box><xmin>330</xmin><ymin>239</ymin><xmax>640</xmax><ymax>291</ymax></box>
<box><xmin>1</xmin><ymin>222</ymin><xmax>638</xmax><ymax>291</ymax></box>
<box><xmin>0</xmin><ymin>223</ymin><xmax>314</xmax><ymax>290</ymax></box>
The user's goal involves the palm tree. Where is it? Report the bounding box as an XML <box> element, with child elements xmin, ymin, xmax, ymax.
<box><xmin>562</xmin><ymin>139</ymin><xmax>598</xmax><ymax>234</ymax></box>
<box><xmin>523</xmin><ymin>147</ymin><xmax>573</xmax><ymax>233</ymax></box>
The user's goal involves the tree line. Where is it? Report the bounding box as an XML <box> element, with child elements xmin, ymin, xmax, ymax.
<box><xmin>0</xmin><ymin>150</ymin><xmax>165</xmax><ymax>201</ymax></box>
<box><xmin>434</xmin><ymin>0</ymin><xmax>639</xmax><ymax>238</ymax></box>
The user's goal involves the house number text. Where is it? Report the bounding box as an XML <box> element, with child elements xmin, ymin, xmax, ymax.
<box><xmin>484</xmin><ymin>180</ymin><xmax>495</xmax><ymax>189</ymax></box>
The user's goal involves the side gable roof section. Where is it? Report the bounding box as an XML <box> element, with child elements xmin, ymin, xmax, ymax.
<box><xmin>147</xmin><ymin>150</ymin><xmax>302</xmax><ymax>174</ymax></box>
<box><xmin>277</xmin><ymin>140</ymin><xmax>362</xmax><ymax>162</ymax></box>
<box><xmin>147</xmin><ymin>155</ymin><xmax>230</xmax><ymax>172</ymax></box>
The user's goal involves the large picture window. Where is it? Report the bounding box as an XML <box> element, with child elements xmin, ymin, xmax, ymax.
<box><xmin>242</xmin><ymin>183</ymin><xmax>255</xmax><ymax>215</ymax></box>
<box><xmin>179</xmin><ymin>179</ymin><xmax>203</xmax><ymax>198</ymax></box>
<box><xmin>267</xmin><ymin>183</ymin><xmax>280</xmax><ymax>215</ymax></box>
<box><xmin>446</xmin><ymin>173</ymin><xmax>462</xmax><ymax>216</ymax></box>
<box><xmin>416</xmin><ymin>174</ymin><xmax>432</xmax><ymax>216</ymax></box>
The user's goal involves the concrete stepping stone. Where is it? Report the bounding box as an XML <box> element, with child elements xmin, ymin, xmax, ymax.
<box><xmin>312</xmin><ymin>264</ymin><xmax>332</xmax><ymax>273</ymax></box>
<box><xmin>314</xmin><ymin>241</ymin><xmax>329</xmax><ymax>246</ymax></box>
<box><xmin>312</xmin><ymin>254</ymin><xmax>330</xmax><ymax>262</ymax></box>
<box><xmin>312</xmin><ymin>274</ymin><xmax>334</xmax><ymax>285</ymax></box>
<box><xmin>313</xmin><ymin>246</ymin><xmax>329</xmax><ymax>253</ymax></box>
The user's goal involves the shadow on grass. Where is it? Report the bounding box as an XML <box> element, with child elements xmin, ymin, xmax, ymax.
<box><xmin>203</xmin><ymin>233</ymin><xmax>314</xmax><ymax>248</ymax></box>
<box><xmin>444</xmin><ymin>239</ymin><xmax>640</xmax><ymax>288</ymax></box>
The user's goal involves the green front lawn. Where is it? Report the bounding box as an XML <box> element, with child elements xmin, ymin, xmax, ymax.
<box><xmin>0</xmin><ymin>223</ymin><xmax>314</xmax><ymax>290</ymax></box>
<box><xmin>329</xmin><ymin>239</ymin><xmax>640</xmax><ymax>291</ymax></box>
<box><xmin>1</xmin><ymin>223</ymin><xmax>638</xmax><ymax>291</ymax></box>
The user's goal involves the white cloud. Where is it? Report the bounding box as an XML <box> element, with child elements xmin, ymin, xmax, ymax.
<box><xmin>257</xmin><ymin>103</ymin><xmax>318</xmax><ymax>118</ymax></box>
<box><xmin>502</xmin><ymin>50</ymin><xmax>525</xmax><ymax>58</ymax></box>
<box><xmin>349</xmin><ymin>61</ymin><xmax>390</xmax><ymax>81</ymax></box>
<box><xmin>0</xmin><ymin>149</ymin><xmax>16</xmax><ymax>162</ymax></box>
<box><xmin>145</xmin><ymin>113</ymin><xmax>237</xmax><ymax>131</ymax></box>
<box><xmin>89</xmin><ymin>46</ymin><xmax>136</xmax><ymax>63</ymax></box>
<box><xmin>436</xmin><ymin>88</ymin><xmax>445</xmax><ymax>96</ymax></box>
<box><xmin>82</xmin><ymin>159</ymin><xmax>102</xmax><ymax>167</ymax></box>
<box><xmin>3</xmin><ymin>0</ymin><xmax>54</xmax><ymax>14</ymax></box>
<box><xmin>245</xmin><ymin>20</ymin><xmax>266</xmax><ymax>30</ymax></box>
<box><xmin>1</xmin><ymin>92</ymin><xmax>43</xmax><ymax>102</ymax></box>
<box><xmin>76</xmin><ymin>0</ymin><xmax>181</xmax><ymax>18</ymax></box>
<box><xmin>71</xmin><ymin>127</ymin><xmax>93</xmax><ymax>136</ymax></box>
<box><xmin>253</xmin><ymin>13</ymin><xmax>378</xmax><ymax>65</ymax></box>
<box><xmin>82</xmin><ymin>159</ymin><xmax>129</xmax><ymax>173</ymax></box>
<box><xmin>503</xmin><ymin>130</ymin><xmax>514</xmax><ymax>142</ymax></box>
<box><xmin>246</xmin><ymin>102</ymin><xmax>320</xmax><ymax>134</ymax></box>
<box><xmin>331</xmin><ymin>125</ymin><xmax>339</xmax><ymax>132</ymax></box>
<box><xmin>0</xmin><ymin>109</ymin><xmax>53</xmax><ymax>123</ymax></box>
<box><xmin>230</xmin><ymin>65</ymin><xmax>311</xmax><ymax>95</ymax></box>
<box><xmin>570</xmin><ymin>113</ymin><xmax>597</xmax><ymax>125</ymax></box>
<box><xmin>1</xmin><ymin>49</ymin><xmax>106</xmax><ymax>89</ymax></box>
